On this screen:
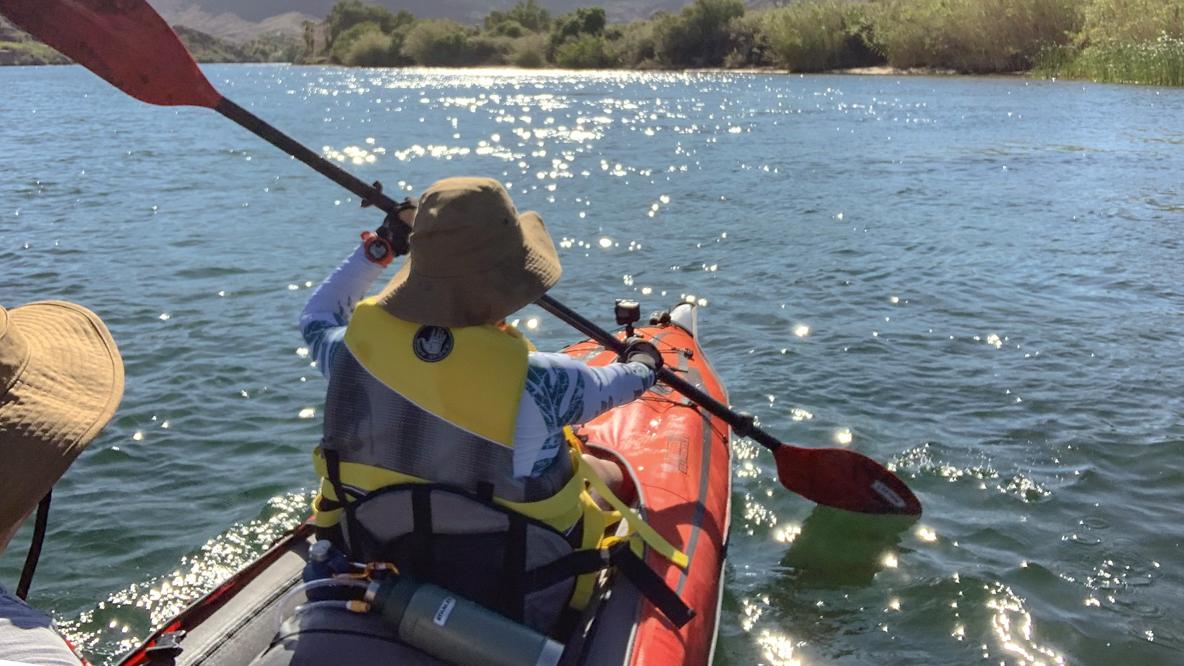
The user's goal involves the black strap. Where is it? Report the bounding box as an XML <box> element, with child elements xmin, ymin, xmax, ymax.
<box><xmin>500</xmin><ymin>514</ymin><xmax>528</xmax><ymax>620</ymax></box>
<box><xmin>476</xmin><ymin>481</ymin><xmax>495</xmax><ymax>503</ymax></box>
<box><xmin>522</xmin><ymin>547</ymin><xmax>613</xmax><ymax>592</ymax></box>
<box><xmin>323</xmin><ymin>449</ymin><xmax>364</xmax><ymax>559</ymax></box>
<box><xmin>314</xmin><ymin>496</ymin><xmax>341</xmax><ymax>512</ymax></box>
<box><xmin>521</xmin><ymin>543</ymin><xmax>695</xmax><ymax>629</ymax></box>
<box><xmin>411</xmin><ymin>485</ymin><xmax>433</xmax><ymax>576</ymax></box>
<box><xmin>16</xmin><ymin>491</ymin><xmax>51</xmax><ymax>600</ymax></box>
<box><xmin>611</xmin><ymin>547</ymin><xmax>695</xmax><ymax>628</ymax></box>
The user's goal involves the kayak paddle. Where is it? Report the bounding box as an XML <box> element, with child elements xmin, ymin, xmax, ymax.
<box><xmin>0</xmin><ymin>0</ymin><xmax>403</xmax><ymax>216</ymax></box>
<box><xmin>1</xmin><ymin>0</ymin><xmax>923</xmax><ymax>516</ymax></box>
<box><xmin>538</xmin><ymin>297</ymin><xmax>922</xmax><ymax>515</ymax></box>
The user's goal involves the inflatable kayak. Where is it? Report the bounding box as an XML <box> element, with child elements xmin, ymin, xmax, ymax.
<box><xmin>118</xmin><ymin>302</ymin><xmax>732</xmax><ymax>666</ymax></box>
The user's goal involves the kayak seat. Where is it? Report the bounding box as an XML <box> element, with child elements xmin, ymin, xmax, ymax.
<box><xmin>251</xmin><ymin>606</ymin><xmax>445</xmax><ymax>666</ymax></box>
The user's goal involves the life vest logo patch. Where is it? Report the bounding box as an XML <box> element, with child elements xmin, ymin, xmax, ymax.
<box><xmin>413</xmin><ymin>326</ymin><xmax>454</xmax><ymax>362</ymax></box>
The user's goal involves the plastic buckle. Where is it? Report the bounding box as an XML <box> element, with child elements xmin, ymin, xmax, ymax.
<box><xmin>144</xmin><ymin>630</ymin><xmax>186</xmax><ymax>660</ymax></box>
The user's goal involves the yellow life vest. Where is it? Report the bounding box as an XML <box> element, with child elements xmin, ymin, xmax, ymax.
<box><xmin>312</xmin><ymin>298</ymin><xmax>687</xmax><ymax>613</ymax></box>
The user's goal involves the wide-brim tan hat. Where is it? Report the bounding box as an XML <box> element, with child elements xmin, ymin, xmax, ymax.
<box><xmin>0</xmin><ymin>301</ymin><xmax>124</xmax><ymax>534</ymax></box>
<box><xmin>377</xmin><ymin>177</ymin><xmax>562</xmax><ymax>327</ymax></box>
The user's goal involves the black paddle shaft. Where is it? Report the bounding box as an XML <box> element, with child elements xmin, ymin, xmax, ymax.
<box><xmin>211</xmin><ymin>99</ymin><xmax>778</xmax><ymax>456</ymax></box>
<box><xmin>535</xmin><ymin>295</ymin><xmax>777</xmax><ymax>451</ymax></box>
<box><xmin>215</xmin><ymin>98</ymin><xmax>403</xmax><ymax>215</ymax></box>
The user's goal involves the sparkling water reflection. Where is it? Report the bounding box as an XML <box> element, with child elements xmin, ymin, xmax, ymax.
<box><xmin>2</xmin><ymin>65</ymin><xmax>1184</xmax><ymax>664</ymax></box>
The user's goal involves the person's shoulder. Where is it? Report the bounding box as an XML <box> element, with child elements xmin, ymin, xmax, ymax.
<box><xmin>0</xmin><ymin>590</ymin><xmax>83</xmax><ymax>665</ymax></box>
<box><xmin>0</xmin><ymin>589</ymin><xmax>52</xmax><ymax>628</ymax></box>
<box><xmin>527</xmin><ymin>350</ymin><xmax>571</xmax><ymax>364</ymax></box>
<box><xmin>527</xmin><ymin>350</ymin><xmax>589</xmax><ymax>371</ymax></box>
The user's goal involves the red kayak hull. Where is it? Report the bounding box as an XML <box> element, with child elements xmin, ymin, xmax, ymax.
<box><xmin>565</xmin><ymin>315</ymin><xmax>732</xmax><ymax>666</ymax></box>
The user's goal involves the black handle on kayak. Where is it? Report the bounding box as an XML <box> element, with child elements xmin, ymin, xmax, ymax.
<box><xmin>535</xmin><ymin>295</ymin><xmax>773</xmax><ymax>451</ymax></box>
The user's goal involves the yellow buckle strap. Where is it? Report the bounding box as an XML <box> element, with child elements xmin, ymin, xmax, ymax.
<box><xmin>580</xmin><ymin>461</ymin><xmax>689</xmax><ymax>569</ymax></box>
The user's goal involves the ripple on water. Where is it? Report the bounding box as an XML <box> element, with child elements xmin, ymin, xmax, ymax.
<box><xmin>57</xmin><ymin>493</ymin><xmax>311</xmax><ymax>663</ymax></box>
<box><xmin>8</xmin><ymin>66</ymin><xmax>1184</xmax><ymax>666</ymax></box>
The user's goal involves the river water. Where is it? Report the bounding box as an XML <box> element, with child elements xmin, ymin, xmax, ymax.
<box><xmin>1</xmin><ymin>65</ymin><xmax>1182</xmax><ymax>665</ymax></box>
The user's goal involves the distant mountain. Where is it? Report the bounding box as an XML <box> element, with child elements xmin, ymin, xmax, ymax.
<box><xmin>148</xmin><ymin>0</ymin><xmax>314</xmax><ymax>41</ymax></box>
<box><xmin>149</xmin><ymin>0</ymin><xmax>691</xmax><ymax>26</ymax></box>
<box><xmin>171</xmin><ymin>25</ymin><xmax>302</xmax><ymax>62</ymax></box>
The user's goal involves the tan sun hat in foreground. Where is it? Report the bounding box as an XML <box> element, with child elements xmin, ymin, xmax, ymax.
<box><xmin>0</xmin><ymin>301</ymin><xmax>124</xmax><ymax>535</ymax></box>
<box><xmin>376</xmin><ymin>177</ymin><xmax>562</xmax><ymax>328</ymax></box>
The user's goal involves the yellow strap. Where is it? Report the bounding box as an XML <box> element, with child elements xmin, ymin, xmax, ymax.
<box><xmin>312</xmin><ymin>448</ymin><xmax>586</xmax><ymax>533</ymax></box>
<box><xmin>581</xmin><ymin>462</ymin><xmax>689</xmax><ymax>569</ymax></box>
<box><xmin>563</xmin><ymin>427</ymin><xmax>585</xmax><ymax>454</ymax></box>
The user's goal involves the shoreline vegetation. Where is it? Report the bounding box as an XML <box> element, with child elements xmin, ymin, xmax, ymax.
<box><xmin>0</xmin><ymin>19</ymin><xmax>302</xmax><ymax>65</ymax></box>
<box><xmin>3</xmin><ymin>0</ymin><xmax>1184</xmax><ymax>87</ymax></box>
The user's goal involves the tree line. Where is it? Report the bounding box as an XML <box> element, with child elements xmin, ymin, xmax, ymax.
<box><xmin>4</xmin><ymin>0</ymin><xmax>1179</xmax><ymax>86</ymax></box>
<box><xmin>300</xmin><ymin>0</ymin><xmax>1184</xmax><ymax>85</ymax></box>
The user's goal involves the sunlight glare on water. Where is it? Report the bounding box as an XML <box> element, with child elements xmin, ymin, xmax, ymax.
<box><xmin>3</xmin><ymin>65</ymin><xmax>1184</xmax><ymax>665</ymax></box>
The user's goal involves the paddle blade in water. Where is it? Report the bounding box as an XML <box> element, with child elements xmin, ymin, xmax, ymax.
<box><xmin>0</xmin><ymin>0</ymin><xmax>220</xmax><ymax>108</ymax></box>
<box><xmin>774</xmin><ymin>445</ymin><xmax>922</xmax><ymax>515</ymax></box>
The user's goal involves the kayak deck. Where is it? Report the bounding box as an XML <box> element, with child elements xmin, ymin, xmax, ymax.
<box><xmin>119</xmin><ymin>303</ymin><xmax>731</xmax><ymax>666</ymax></box>
<box><xmin>565</xmin><ymin>304</ymin><xmax>732</xmax><ymax>666</ymax></box>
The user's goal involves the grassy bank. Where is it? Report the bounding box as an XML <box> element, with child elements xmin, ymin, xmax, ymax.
<box><xmin>1035</xmin><ymin>38</ymin><xmax>1184</xmax><ymax>86</ymax></box>
<box><xmin>296</xmin><ymin>0</ymin><xmax>1183</xmax><ymax>86</ymax></box>
<box><xmin>5</xmin><ymin>0</ymin><xmax>1184</xmax><ymax>87</ymax></box>
<box><xmin>1033</xmin><ymin>0</ymin><xmax>1184</xmax><ymax>85</ymax></box>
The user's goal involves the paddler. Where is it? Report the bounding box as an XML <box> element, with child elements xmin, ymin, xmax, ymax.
<box><xmin>301</xmin><ymin>176</ymin><xmax>662</xmax><ymax>510</ymax></box>
<box><xmin>1</xmin><ymin>301</ymin><xmax>125</xmax><ymax>665</ymax></box>
<box><xmin>299</xmin><ymin>177</ymin><xmax>684</xmax><ymax>631</ymax></box>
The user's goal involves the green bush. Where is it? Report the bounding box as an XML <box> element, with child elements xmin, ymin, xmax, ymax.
<box><xmin>468</xmin><ymin>34</ymin><xmax>508</xmax><ymax>64</ymax></box>
<box><xmin>1080</xmin><ymin>0</ymin><xmax>1184</xmax><ymax>44</ymax></box>
<box><xmin>762</xmin><ymin>1</ymin><xmax>881</xmax><ymax>71</ymax></box>
<box><xmin>509</xmin><ymin>33</ymin><xmax>549</xmax><ymax>67</ymax></box>
<box><xmin>871</xmin><ymin>0</ymin><xmax>1081</xmax><ymax>72</ymax></box>
<box><xmin>552</xmin><ymin>7</ymin><xmax>607</xmax><ymax>43</ymax></box>
<box><xmin>331</xmin><ymin>21</ymin><xmax>381</xmax><ymax>63</ymax></box>
<box><xmin>402</xmin><ymin>19</ymin><xmax>498</xmax><ymax>66</ymax></box>
<box><xmin>490</xmin><ymin>19</ymin><xmax>528</xmax><ymax>38</ymax></box>
<box><xmin>554</xmin><ymin>33</ymin><xmax>616</xmax><ymax>68</ymax></box>
<box><xmin>326</xmin><ymin>0</ymin><xmax>413</xmax><ymax>45</ymax></box>
<box><xmin>608</xmin><ymin>20</ymin><xmax>659</xmax><ymax>68</ymax></box>
<box><xmin>484</xmin><ymin>0</ymin><xmax>551</xmax><ymax>34</ymax></box>
<box><xmin>724</xmin><ymin>11</ymin><xmax>773</xmax><ymax>68</ymax></box>
<box><xmin>654</xmin><ymin>0</ymin><xmax>746</xmax><ymax>67</ymax></box>
<box><xmin>341</xmin><ymin>29</ymin><xmax>393</xmax><ymax>66</ymax></box>
<box><xmin>550</xmin><ymin>7</ymin><xmax>607</xmax><ymax>59</ymax></box>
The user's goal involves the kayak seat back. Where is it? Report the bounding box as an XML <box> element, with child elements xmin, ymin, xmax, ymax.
<box><xmin>333</xmin><ymin>484</ymin><xmax>578</xmax><ymax>634</ymax></box>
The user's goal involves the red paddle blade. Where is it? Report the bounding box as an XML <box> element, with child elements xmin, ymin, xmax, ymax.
<box><xmin>0</xmin><ymin>0</ymin><xmax>220</xmax><ymax>108</ymax></box>
<box><xmin>774</xmin><ymin>445</ymin><xmax>922</xmax><ymax>515</ymax></box>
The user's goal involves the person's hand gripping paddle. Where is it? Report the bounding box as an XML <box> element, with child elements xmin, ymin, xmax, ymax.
<box><xmin>0</xmin><ymin>0</ymin><xmax>922</xmax><ymax>516</ymax></box>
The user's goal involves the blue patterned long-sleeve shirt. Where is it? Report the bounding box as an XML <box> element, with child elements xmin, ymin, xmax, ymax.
<box><xmin>300</xmin><ymin>245</ymin><xmax>655</xmax><ymax>478</ymax></box>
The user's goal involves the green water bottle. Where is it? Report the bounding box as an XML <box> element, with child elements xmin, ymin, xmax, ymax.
<box><xmin>370</xmin><ymin>576</ymin><xmax>564</xmax><ymax>666</ymax></box>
